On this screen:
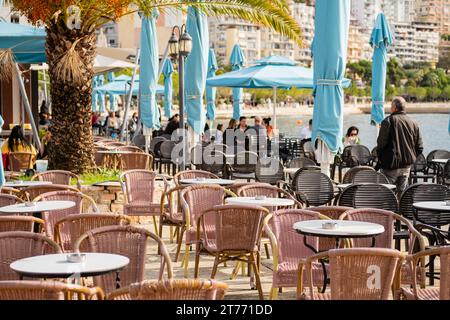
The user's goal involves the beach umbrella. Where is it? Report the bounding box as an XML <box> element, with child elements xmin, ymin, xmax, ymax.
<box><xmin>97</xmin><ymin>74</ymin><xmax>106</xmax><ymax>113</ymax></box>
<box><xmin>370</xmin><ymin>13</ymin><xmax>394</xmax><ymax>125</ymax></box>
<box><xmin>162</xmin><ymin>58</ymin><xmax>173</xmax><ymax>119</ymax></box>
<box><xmin>92</xmin><ymin>76</ymin><xmax>98</xmax><ymax>112</ymax></box>
<box><xmin>311</xmin><ymin>0</ymin><xmax>351</xmax><ymax>175</ymax></box>
<box><xmin>448</xmin><ymin>112</ymin><xmax>450</xmax><ymax>135</ymax></box>
<box><xmin>229</xmin><ymin>44</ymin><xmax>245</xmax><ymax>120</ymax></box>
<box><xmin>139</xmin><ymin>10</ymin><xmax>160</xmax><ymax>131</ymax></box>
<box><xmin>206</xmin><ymin>48</ymin><xmax>218</xmax><ymax>121</ymax></box>
<box><xmin>185</xmin><ymin>6</ymin><xmax>209</xmax><ymax>134</ymax></box>
<box><xmin>94</xmin><ymin>79</ymin><xmax>163</xmax><ymax>96</ymax></box>
<box><xmin>206</xmin><ymin>55</ymin><xmax>350</xmax><ymax>128</ymax></box>
<box><xmin>107</xmin><ymin>72</ymin><xmax>117</xmax><ymax>111</ymax></box>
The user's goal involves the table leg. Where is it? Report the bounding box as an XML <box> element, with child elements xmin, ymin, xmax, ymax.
<box><xmin>335</xmin><ymin>237</ymin><xmax>340</xmax><ymax>249</ymax></box>
<box><xmin>371</xmin><ymin>237</ymin><xmax>376</xmax><ymax>247</ymax></box>
<box><xmin>115</xmin><ymin>271</ymin><xmax>121</xmax><ymax>289</ymax></box>
<box><xmin>303</xmin><ymin>235</ymin><xmax>328</xmax><ymax>294</ymax></box>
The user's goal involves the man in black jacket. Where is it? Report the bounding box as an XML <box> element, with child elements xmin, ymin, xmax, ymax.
<box><xmin>376</xmin><ymin>97</ymin><xmax>423</xmax><ymax>193</ymax></box>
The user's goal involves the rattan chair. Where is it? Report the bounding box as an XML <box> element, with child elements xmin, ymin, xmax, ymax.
<box><xmin>54</xmin><ymin>213</ymin><xmax>132</xmax><ymax>252</ymax></box>
<box><xmin>340</xmin><ymin>208</ymin><xmax>426</xmax><ymax>288</ymax></box>
<box><xmin>107</xmin><ymin>279</ymin><xmax>228</xmax><ymax>300</ymax></box>
<box><xmin>298</xmin><ymin>248</ymin><xmax>405</xmax><ymax>300</ymax></box>
<box><xmin>0</xmin><ymin>231</ymin><xmax>61</xmax><ymax>281</ymax></box>
<box><xmin>31</xmin><ymin>170</ymin><xmax>81</xmax><ymax>189</ymax></box>
<box><xmin>8</xmin><ymin>152</ymin><xmax>33</xmax><ymax>172</ymax></box>
<box><xmin>119</xmin><ymin>170</ymin><xmax>169</xmax><ymax>235</ymax></box>
<box><xmin>0</xmin><ymin>187</ymin><xmax>21</xmax><ymax>196</ymax></box>
<box><xmin>180</xmin><ymin>185</ymin><xmax>236</xmax><ymax>277</ymax></box>
<box><xmin>0</xmin><ymin>216</ymin><xmax>44</xmax><ymax>233</ymax></box>
<box><xmin>19</xmin><ymin>184</ymin><xmax>80</xmax><ymax>202</ymax></box>
<box><xmin>159</xmin><ymin>185</ymin><xmax>187</xmax><ymax>246</ymax></box>
<box><xmin>194</xmin><ymin>204</ymin><xmax>269</xmax><ymax>299</ymax></box>
<box><xmin>34</xmin><ymin>191</ymin><xmax>99</xmax><ymax>241</ymax></box>
<box><xmin>119</xmin><ymin>153</ymin><xmax>153</xmax><ymax>171</ymax></box>
<box><xmin>400</xmin><ymin>246</ymin><xmax>450</xmax><ymax>300</ymax></box>
<box><xmin>74</xmin><ymin>225</ymin><xmax>173</xmax><ymax>295</ymax></box>
<box><xmin>0</xmin><ymin>193</ymin><xmax>23</xmax><ymax>207</ymax></box>
<box><xmin>115</xmin><ymin>146</ymin><xmax>145</xmax><ymax>153</ymax></box>
<box><xmin>0</xmin><ymin>280</ymin><xmax>104</xmax><ymax>300</ymax></box>
<box><xmin>263</xmin><ymin>209</ymin><xmax>329</xmax><ymax>300</ymax></box>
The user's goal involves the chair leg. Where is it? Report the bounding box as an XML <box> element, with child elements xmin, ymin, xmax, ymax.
<box><xmin>158</xmin><ymin>220</ymin><xmax>163</xmax><ymax>240</ymax></box>
<box><xmin>264</xmin><ymin>243</ymin><xmax>271</xmax><ymax>259</ymax></box>
<box><xmin>211</xmin><ymin>254</ymin><xmax>220</xmax><ymax>279</ymax></box>
<box><xmin>169</xmin><ymin>226</ymin><xmax>174</xmax><ymax>244</ymax></box>
<box><xmin>174</xmin><ymin>228</ymin><xmax>185</xmax><ymax>262</ymax></box>
<box><xmin>153</xmin><ymin>216</ymin><xmax>159</xmax><ymax>236</ymax></box>
<box><xmin>194</xmin><ymin>246</ymin><xmax>201</xmax><ymax>279</ymax></box>
<box><xmin>230</xmin><ymin>262</ymin><xmax>240</xmax><ymax>280</ymax></box>
<box><xmin>270</xmin><ymin>287</ymin><xmax>279</xmax><ymax>300</ymax></box>
<box><xmin>250</xmin><ymin>253</ymin><xmax>264</xmax><ymax>300</ymax></box>
<box><xmin>183</xmin><ymin>245</ymin><xmax>190</xmax><ymax>278</ymax></box>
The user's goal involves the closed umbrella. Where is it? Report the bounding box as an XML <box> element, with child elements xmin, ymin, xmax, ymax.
<box><xmin>185</xmin><ymin>6</ymin><xmax>209</xmax><ymax>135</ymax></box>
<box><xmin>206</xmin><ymin>48</ymin><xmax>218</xmax><ymax>121</ymax></box>
<box><xmin>139</xmin><ymin>10</ymin><xmax>160</xmax><ymax>132</ymax></box>
<box><xmin>229</xmin><ymin>44</ymin><xmax>245</xmax><ymax>120</ymax></box>
<box><xmin>162</xmin><ymin>58</ymin><xmax>173</xmax><ymax>119</ymax></box>
<box><xmin>370</xmin><ymin>13</ymin><xmax>394</xmax><ymax>125</ymax></box>
<box><xmin>97</xmin><ymin>74</ymin><xmax>106</xmax><ymax>113</ymax></box>
<box><xmin>311</xmin><ymin>0</ymin><xmax>351</xmax><ymax>176</ymax></box>
<box><xmin>107</xmin><ymin>72</ymin><xmax>116</xmax><ymax>111</ymax></box>
<box><xmin>92</xmin><ymin>75</ymin><xmax>98</xmax><ymax>112</ymax></box>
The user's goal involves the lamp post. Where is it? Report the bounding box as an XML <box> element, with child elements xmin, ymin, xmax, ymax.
<box><xmin>168</xmin><ymin>25</ymin><xmax>192</xmax><ymax>170</ymax></box>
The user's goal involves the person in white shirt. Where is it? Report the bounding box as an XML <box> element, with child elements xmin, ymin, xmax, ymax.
<box><xmin>299</xmin><ymin>119</ymin><xmax>312</xmax><ymax>141</ymax></box>
<box><xmin>215</xmin><ymin>124</ymin><xmax>224</xmax><ymax>144</ymax></box>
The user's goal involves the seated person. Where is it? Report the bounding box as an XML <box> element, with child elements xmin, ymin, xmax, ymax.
<box><xmin>343</xmin><ymin>126</ymin><xmax>361</xmax><ymax>146</ymax></box>
<box><xmin>1</xmin><ymin>125</ymin><xmax>37</xmax><ymax>170</ymax></box>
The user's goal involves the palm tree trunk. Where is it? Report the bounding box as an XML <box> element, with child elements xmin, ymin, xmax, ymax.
<box><xmin>45</xmin><ymin>20</ymin><xmax>96</xmax><ymax>173</ymax></box>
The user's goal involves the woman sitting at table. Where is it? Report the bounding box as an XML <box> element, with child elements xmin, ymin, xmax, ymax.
<box><xmin>343</xmin><ymin>126</ymin><xmax>361</xmax><ymax>147</ymax></box>
<box><xmin>1</xmin><ymin>125</ymin><xmax>37</xmax><ymax>169</ymax></box>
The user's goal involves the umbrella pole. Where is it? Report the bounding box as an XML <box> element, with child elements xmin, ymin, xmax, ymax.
<box><xmin>14</xmin><ymin>63</ymin><xmax>41</xmax><ymax>150</ymax></box>
<box><xmin>273</xmin><ymin>87</ymin><xmax>277</xmax><ymax>130</ymax></box>
<box><xmin>122</xmin><ymin>48</ymin><xmax>140</xmax><ymax>139</ymax></box>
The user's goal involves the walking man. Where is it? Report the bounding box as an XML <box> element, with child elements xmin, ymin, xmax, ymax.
<box><xmin>376</xmin><ymin>97</ymin><xmax>423</xmax><ymax>194</ymax></box>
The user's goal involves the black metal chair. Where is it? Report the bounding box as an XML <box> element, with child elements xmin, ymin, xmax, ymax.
<box><xmin>335</xmin><ymin>145</ymin><xmax>372</xmax><ymax>183</ymax></box>
<box><xmin>342</xmin><ymin>166</ymin><xmax>375</xmax><ymax>184</ymax></box>
<box><xmin>198</xmin><ymin>149</ymin><xmax>227</xmax><ymax>178</ymax></box>
<box><xmin>426</xmin><ymin>150</ymin><xmax>450</xmax><ymax>177</ymax></box>
<box><xmin>289</xmin><ymin>170</ymin><xmax>335</xmax><ymax>207</ymax></box>
<box><xmin>159</xmin><ymin>140</ymin><xmax>177</xmax><ymax>175</ymax></box>
<box><xmin>444</xmin><ymin>160</ymin><xmax>450</xmax><ymax>187</ymax></box>
<box><xmin>353</xmin><ymin>170</ymin><xmax>390</xmax><ymax>184</ymax></box>
<box><xmin>227</xmin><ymin>151</ymin><xmax>258</xmax><ymax>182</ymax></box>
<box><xmin>287</xmin><ymin>157</ymin><xmax>317</xmax><ymax>180</ymax></box>
<box><xmin>150</xmin><ymin>136</ymin><xmax>167</xmax><ymax>171</ymax></box>
<box><xmin>337</xmin><ymin>183</ymin><xmax>398</xmax><ymax>213</ymax></box>
<box><xmin>409</xmin><ymin>153</ymin><xmax>436</xmax><ymax>184</ymax></box>
<box><xmin>255</xmin><ymin>157</ymin><xmax>284</xmax><ymax>186</ymax></box>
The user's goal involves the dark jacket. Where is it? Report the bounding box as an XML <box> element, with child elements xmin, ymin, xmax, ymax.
<box><xmin>376</xmin><ymin>111</ymin><xmax>423</xmax><ymax>170</ymax></box>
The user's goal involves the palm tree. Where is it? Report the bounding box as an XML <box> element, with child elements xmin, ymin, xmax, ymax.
<box><xmin>7</xmin><ymin>0</ymin><xmax>302</xmax><ymax>173</ymax></box>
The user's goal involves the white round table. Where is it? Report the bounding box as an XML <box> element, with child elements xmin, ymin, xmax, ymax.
<box><xmin>337</xmin><ymin>183</ymin><xmax>396</xmax><ymax>190</ymax></box>
<box><xmin>4</xmin><ymin>181</ymin><xmax>52</xmax><ymax>188</ymax></box>
<box><xmin>93</xmin><ymin>181</ymin><xmax>122</xmax><ymax>188</ymax></box>
<box><xmin>413</xmin><ymin>201</ymin><xmax>450</xmax><ymax>212</ymax></box>
<box><xmin>10</xmin><ymin>253</ymin><xmax>130</xmax><ymax>280</ymax></box>
<box><xmin>0</xmin><ymin>200</ymin><xmax>76</xmax><ymax>215</ymax></box>
<box><xmin>225</xmin><ymin>196</ymin><xmax>294</xmax><ymax>207</ymax></box>
<box><xmin>96</xmin><ymin>150</ymin><xmax>134</xmax><ymax>154</ymax></box>
<box><xmin>180</xmin><ymin>178</ymin><xmax>236</xmax><ymax>186</ymax></box>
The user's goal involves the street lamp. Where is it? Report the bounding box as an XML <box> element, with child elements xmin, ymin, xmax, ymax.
<box><xmin>169</xmin><ymin>24</ymin><xmax>192</xmax><ymax>170</ymax></box>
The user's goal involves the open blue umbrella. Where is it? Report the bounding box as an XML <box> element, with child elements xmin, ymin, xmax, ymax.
<box><xmin>97</xmin><ymin>75</ymin><xmax>106</xmax><ymax>113</ymax></box>
<box><xmin>107</xmin><ymin>72</ymin><xmax>117</xmax><ymax>112</ymax></box>
<box><xmin>370</xmin><ymin>13</ymin><xmax>394</xmax><ymax>125</ymax></box>
<box><xmin>311</xmin><ymin>0</ymin><xmax>351</xmax><ymax>168</ymax></box>
<box><xmin>230</xmin><ymin>44</ymin><xmax>245</xmax><ymax>120</ymax></box>
<box><xmin>94</xmin><ymin>79</ymin><xmax>163</xmax><ymax>96</ymax></box>
<box><xmin>185</xmin><ymin>6</ymin><xmax>209</xmax><ymax>134</ymax></box>
<box><xmin>0</xmin><ymin>21</ymin><xmax>46</xmax><ymax>64</ymax></box>
<box><xmin>92</xmin><ymin>76</ymin><xmax>98</xmax><ymax>112</ymax></box>
<box><xmin>139</xmin><ymin>10</ymin><xmax>160</xmax><ymax>130</ymax></box>
<box><xmin>207</xmin><ymin>55</ymin><xmax>350</xmax><ymax>128</ymax></box>
<box><xmin>206</xmin><ymin>48</ymin><xmax>218</xmax><ymax>121</ymax></box>
<box><xmin>162</xmin><ymin>58</ymin><xmax>173</xmax><ymax>119</ymax></box>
